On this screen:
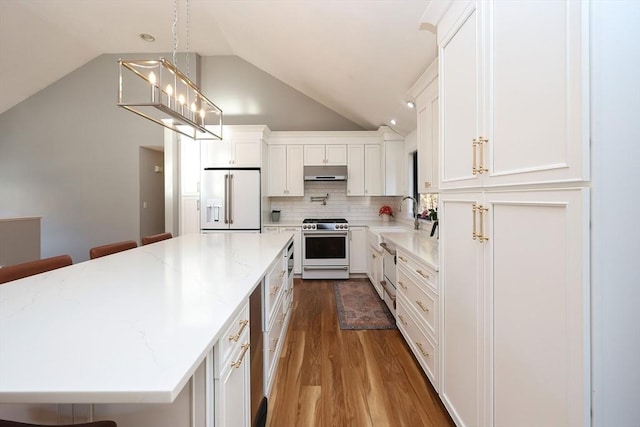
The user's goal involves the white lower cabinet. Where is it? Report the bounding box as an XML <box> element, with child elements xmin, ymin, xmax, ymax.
<box><xmin>263</xmin><ymin>245</ymin><xmax>293</xmax><ymax>398</ymax></box>
<box><xmin>349</xmin><ymin>226</ymin><xmax>367</xmax><ymax>274</ymax></box>
<box><xmin>214</xmin><ymin>302</ymin><xmax>251</xmax><ymax>427</ymax></box>
<box><xmin>366</xmin><ymin>240</ymin><xmax>383</xmax><ymax>298</ymax></box>
<box><xmin>439</xmin><ymin>188</ymin><xmax>589</xmax><ymax>427</ymax></box>
<box><xmin>395</xmin><ymin>248</ymin><xmax>439</xmax><ymax>390</ymax></box>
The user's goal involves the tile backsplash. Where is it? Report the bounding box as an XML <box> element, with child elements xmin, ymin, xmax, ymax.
<box><xmin>268</xmin><ymin>181</ymin><xmax>406</xmax><ymax>223</ymax></box>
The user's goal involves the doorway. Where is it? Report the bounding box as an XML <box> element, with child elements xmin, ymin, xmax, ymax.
<box><xmin>139</xmin><ymin>146</ymin><xmax>165</xmax><ymax>240</ymax></box>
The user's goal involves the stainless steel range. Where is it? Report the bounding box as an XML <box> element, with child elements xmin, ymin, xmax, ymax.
<box><xmin>301</xmin><ymin>218</ymin><xmax>350</xmax><ymax>279</ymax></box>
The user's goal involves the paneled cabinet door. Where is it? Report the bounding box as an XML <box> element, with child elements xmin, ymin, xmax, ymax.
<box><xmin>217</xmin><ymin>341</ymin><xmax>250</xmax><ymax>427</ymax></box>
<box><xmin>202</xmin><ymin>139</ymin><xmax>233</xmax><ymax>168</ymax></box>
<box><xmin>438</xmin><ymin>0</ymin><xmax>588</xmax><ymax>190</ymax></box>
<box><xmin>440</xmin><ymin>189</ymin><xmax>589</xmax><ymax>427</ymax></box>
<box><xmin>267</xmin><ymin>145</ymin><xmax>303</xmax><ymax>196</ymax></box>
<box><xmin>286</xmin><ymin>145</ymin><xmax>304</xmax><ymax>196</ymax></box>
<box><xmin>304</xmin><ymin>144</ymin><xmax>347</xmax><ymax>165</ymax></box>
<box><xmin>232</xmin><ymin>139</ymin><xmax>261</xmax><ymax>167</ymax></box>
<box><xmin>347</xmin><ymin>145</ymin><xmax>365</xmax><ymax>196</ymax></box>
<box><xmin>439</xmin><ymin>192</ymin><xmax>485</xmax><ymax>427</ymax></box>
<box><xmin>349</xmin><ymin>227</ymin><xmax>367</xmax><ymax>274</ymax></box>
<box><xmin>416</xmin><ymin>76</ymin><xmax>439</xmax><ymax>193</ymax></box>
<box><xmin>486</xmin><ymin>188</ymin><xmax>588</xmax><ymax>427</ymax></box>
<box><xmin>364</xmin><ymin>144</ymin><xmax>383</xmax><ymax>196</ymax></box>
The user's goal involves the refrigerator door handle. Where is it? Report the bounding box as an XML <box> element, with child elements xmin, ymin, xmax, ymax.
<box><xmin>229</xmin><ymin>174</ymin><xmax>234</xmax><ymax>225</ymax></box>
<box><xmin>224</xmin><ymin>174</ymin><xmax>229</xmax><ymax>224</ymax></box>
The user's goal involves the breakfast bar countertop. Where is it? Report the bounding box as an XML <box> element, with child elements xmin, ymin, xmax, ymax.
<box><xmin>0</xmin><ymin>232</ymin><xmax>293</xmax><ymax>404</ymax></box>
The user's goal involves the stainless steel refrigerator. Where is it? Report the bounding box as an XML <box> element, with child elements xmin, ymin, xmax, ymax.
<box><xmin>201</xmin><ymin>168</ymin><xmax>261</xmax><ymax>231</ymax></box>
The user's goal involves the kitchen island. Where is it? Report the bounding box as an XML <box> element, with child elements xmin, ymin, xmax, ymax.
<box><xmin>0</xmin><ymin>232</ymin><xmax>293</xmax><ymax>425</ymax></box>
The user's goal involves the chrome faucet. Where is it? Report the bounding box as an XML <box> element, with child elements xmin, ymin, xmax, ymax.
<box><xmin>400</xmin><ymin>196</ymin><xmax>420</xmax><ymax>230</ymax></box>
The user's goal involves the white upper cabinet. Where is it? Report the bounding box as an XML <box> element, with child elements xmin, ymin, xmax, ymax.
<box><xmin>364</xmin><ymin>145</ymin><xmax>384</xmax><ymax>196</ymax></box>
<box><xmin>384</xmin><ymin>140</ymin><xmax>406</xmax><ymax>196</ymax></box>
<box><xmin>303</xmin><ymin>144</ymin><xmax>347</xmax><ymax>166</ymax></box>
<box><xmin>267</xmin><ymin>145</ymin><xmax>304</xmax><ymax>197</ymax></box>
<box><xmin>416</xmin><ymin>75</ymin><xmax>439</xmax><ymax>193</ymax></box>
<box><xmin>346</xmin><ymin>145</ymin><xmax>365</xmax><ymax>196</ymax></box>
<box><xmin>438</xmin><ymin>0</ymin><xmax>588</xmax><ymax>189</ymax></box>
<box><xmin>201</xmin><ymin>126</ymin><xmax>266</xmax><ymax>168</ymax></box>
<box><xmin>347</xmin><ymin>144</ymin><xmax>383</xmax><ymax>197</ymax></box>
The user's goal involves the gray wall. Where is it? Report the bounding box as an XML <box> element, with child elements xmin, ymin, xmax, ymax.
<box><xmin>0</xmin><ymin>54</ymin><xmax>362</xmax><ymax>262</ymax></box>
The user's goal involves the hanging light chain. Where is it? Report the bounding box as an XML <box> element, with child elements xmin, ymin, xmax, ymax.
<box><xmin>172</xmin><ymin>0</ymin><xmax>179</xmax><ymax>66</ymax></box>
<box><xmin>186</xmin><ymin>0</ymin><xmax>191</xmax><ymax>78</ymax></box>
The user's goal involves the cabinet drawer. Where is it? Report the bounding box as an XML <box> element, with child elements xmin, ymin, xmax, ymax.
<box><xmin>264</xmin><ymin>256</ymin><xmax>286</xmax><ymax>324</ymax></box>
<box><xmin>397</xmin><ymin>268</ymin><xmax>437</xmax><ymax>339</ymax></box>
<box><xmin>397</xmin><ymin>296</ymin><xmax>438</xmax><ymax>389</ymax></box>
<box><xmin>397</xmin><ymin>249</ymin><xmax>438</xmax><ymax>294</ymax></box>
<box><xmin>218</xmin><ymin>301</ymin><xmax>250</xmax><ymax>367</ymax></box>
<box><xmin>264</xmin><ymin>295</ymin><xmax>287</xmax><ymax>396</ymax></box>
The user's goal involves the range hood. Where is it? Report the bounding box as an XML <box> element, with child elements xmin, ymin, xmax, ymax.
<box><xmin>304</xmin><ymin>165</ymin><xmax>348</xmax><ymax>181</ymax></box>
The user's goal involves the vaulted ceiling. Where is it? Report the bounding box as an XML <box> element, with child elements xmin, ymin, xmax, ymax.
<box><xmin>0</xmin><ymin>0</ymin><xmax>437</xmax><ymax>135</ymax></box>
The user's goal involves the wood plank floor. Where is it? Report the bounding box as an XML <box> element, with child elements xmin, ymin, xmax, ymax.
<box><xmin>266</xmin><ymin>278</ymin><xmax>455</xmax><ymax>427</ymax></box>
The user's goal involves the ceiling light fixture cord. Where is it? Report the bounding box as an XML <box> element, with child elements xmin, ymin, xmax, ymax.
<box><xmin>186</xmin><ymin>0</ymin><xmax>191</xmax><ymax>78</ymax></box>
<box><xmin>172</xmin><ymin>0</ymin><xmax>179</xmax><ymax>66</ymax></box>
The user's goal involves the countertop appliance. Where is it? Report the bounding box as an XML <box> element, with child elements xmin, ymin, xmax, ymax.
<box><xmin>380</xmin><ymin>240</ymin><xmax>397</xmax><ymax>317</ymax></box>
<box><xmin>201</xmin><ymin>167</ymin><xmax>261</xmax><ymax>232</ymax></box>
<box><xmin>301</xmin><ymin>218</ymin><xmax>349</xmax><ymax>279</ymax></box>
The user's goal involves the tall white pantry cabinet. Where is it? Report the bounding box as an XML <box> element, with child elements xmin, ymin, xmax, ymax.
<box><xmin>425</xmin><ymin>1</ymin><xmax>640</xmax><ymax>426</ymax></box>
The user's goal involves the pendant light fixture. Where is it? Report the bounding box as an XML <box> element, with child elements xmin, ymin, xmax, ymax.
<box><xmin>117</xmin><ymin>0</ymin><xmax>222</xmax><ymax>140</ymax></box>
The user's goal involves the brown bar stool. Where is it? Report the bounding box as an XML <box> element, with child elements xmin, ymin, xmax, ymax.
<box><xmin>141</xmin><ymin>232</ymin><xmax>173</xmax><ymax>246</ymax></box>
<box><xmin>0</xmin><ymin>421</ymin><xmax>116</xmax><ymax>427</ymax></box>
<box><xmin>0</xmin><ymin>255</ymin><xmax>73</xmax><ymax>284</ymax></box>
<box><xmin>89</xmin><ymin>240</ymin><xmax>137</xmax><ymax>259</ymax></box>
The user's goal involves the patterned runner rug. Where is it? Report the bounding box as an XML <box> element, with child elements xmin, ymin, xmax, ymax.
<box><xmin>333</xmin><ymin>280</ymin><xmax>397</xmax><ymax>330</ymax></box>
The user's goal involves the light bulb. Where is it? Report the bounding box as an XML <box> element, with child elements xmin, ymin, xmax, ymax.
<box><xmin>390</xmin><ymin>119</ymin><xmax>397</xmax><ymax>126</ymax></box>
<box><xmin>191</xmin><ymin>102</ymin><xmax>197</xmax><ymax>112</ymax></box>
<box><xmin>178</xmin><ymin>94</ymin><xmax>185</xmax><ymax>105</ymax></box>
<box><xmin>149</xmin><ymin>72</ymin><xmax>156</xmax><ymax>85</ymax></box>
<box><xmin>406</xmin><ymin>100</ymin><xmax>415</xmax><ymax>109</ymax></box>
<box><xmin>166</xmin><ymin>84</ymin><xmax>173</xmax><ymax>96</ymax></box>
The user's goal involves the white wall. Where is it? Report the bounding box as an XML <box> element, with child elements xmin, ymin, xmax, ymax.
<box><xmin>0</xmin><ymin>54</ymin><xmax>365</xmax><ymax>262</ymax></box>
<box><xmin>269</xmin><ymin>181</ymin><xmax>403</xmax><ymax>224</ymax></box>
<box><xmin>590</xmin><ymin>1</ymin><xmax>640</xmax><ymax>424</ymax></box>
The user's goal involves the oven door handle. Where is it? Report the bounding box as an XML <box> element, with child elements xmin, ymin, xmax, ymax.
<box><xmin>303</xmin><ymin>266</ymin><xmax>349</xmax><ymax>271</ymax></box>
<box><xmin>379</xmin><ymin>242</ymin><xmax>396</xmax><ymax>256</ymax></box>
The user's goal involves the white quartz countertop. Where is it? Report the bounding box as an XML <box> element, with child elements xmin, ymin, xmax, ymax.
<box><xmin>0</xmin><ymin>232</ymin><xmax>293</xmax><ymax>404</ymax></box>
<box><xmin>379</xmin><ymin>231</ymin><xmax>439</xmax><ymax>271</ymax></box>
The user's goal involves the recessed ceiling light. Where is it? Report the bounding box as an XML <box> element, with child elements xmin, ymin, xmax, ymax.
<box><xmin>140</xmin><ymin>33</ymin><xmax>155</xmax><ymax>42</ymax></box>
<box><xmin>390</xmin><ymin>119</ymin><xmax>397</xmax><ymax>126</ymax></box>
<box><xmin>406</xmin><ymin>100</ymin><xmax>415</xmax><ymax>109</ymax></box>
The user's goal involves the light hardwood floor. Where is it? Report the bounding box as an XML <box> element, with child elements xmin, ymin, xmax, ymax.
<box><xmin>266</xmin><ymin>279</ymin><xmax>455</xmax><ymax>427</ymax></box>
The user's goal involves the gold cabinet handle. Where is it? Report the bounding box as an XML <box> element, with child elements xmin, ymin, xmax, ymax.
<box><xmin>398</xmin><ymin>314</ymin><xmax>408</xmax><ymax>326</ymax></box>
<box><xmin>231</xmin><ymin>343</ymin><xmax>250</xmax><ymax>368</ymax></box>
<box><xmin>424</xmin><ymin>181</ymin><xmax>431</xmax><ymax>188</ymax></box>
<box><xmin>416</xmin><ymin>342</ymin><xmax>430</xmax><ymax>358</ymax></box>
<box><xmin>270</xmin><ymin>285</ymin><xmax>280</xmax><ymax>295</ymax></box>
<box><xmin>398</xmin><ymin>281</ymin><xmax>407</xmax><ymax>290</ymax></box>
<box><xmin>478</xmin><ymin>205</ymin><xmax>489</xmax><ymax>242</ymax></box>
<box><xmin>472</xmin><ymin>204</ymin><xmax>478</xmax><ymax>240</ymax></box>
<box><xmin>228</xmin><ymin>319</ymin><xmax>249</xmax><ymax>342</ymax></box>
<box><xmin>279</xmin><ymin>269</ymin><xmax>286</xmax><ymax>278</ymax></box>
<box><xmin>398</xmin><ymin>256</ymin><xmax>407</xmax><ymax>263</ymax></box>
<box><xmin>478</xmin><ymin>137</ymin><xmax>488</xmax><ymax>174</ymax></box>
<box><xmin>472</xmin><ymin>138</ymin><xmax>479</xmax><ymax>175</ymax></box>
<box><xmin>269</xmin><ymin>337</ymin><xmax>279</xmax><ymax>352</ymax></box>
<box><xmin>416</xmin><ymin>300</ymin><xmax>429</xmax><ymax>313</ymax></box>
<box><xmin>416</xmin><ymin>269</ymin><xmax>429</xmax><ymax>279</ymax></box>
<box><xmin>278</xmin><ymin>312</ymin><xmax>286</xmax><ymax>323</ymax></box>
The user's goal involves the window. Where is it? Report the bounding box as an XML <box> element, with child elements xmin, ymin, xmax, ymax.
<box><xmin>411</xmin><ymin>151</ymin><xmax>438</xmax><ymax>218</ymax></box>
